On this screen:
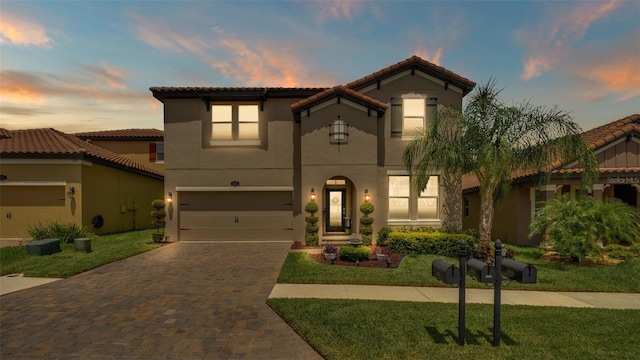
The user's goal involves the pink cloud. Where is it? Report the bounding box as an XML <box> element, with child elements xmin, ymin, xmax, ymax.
<box><xmin>414</xmin><ymin>47</ymin><xmax>443</xmax><ymax>65</ymax></box>
<box><xmin>309</xmin><ymin>0</ymin><xmax>364</xmax><ymax>23</ymax></box>
<box><xmin>80</xmin><ymin>63</ymin><xmax>130</xmax><ymax>90</ymax></box>
<box><xmin>0</xmin><ymin>13</ymin><xmax>52</xmax><ymax>47</ymax></box>
<box><xmin>519</xmin><ymin>0</ymin><xmax>621</xmax><ymax>80</ymax></box>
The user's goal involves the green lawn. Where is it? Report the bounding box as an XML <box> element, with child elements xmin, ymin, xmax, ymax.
<box><xmin>0</xmin><ymin>229</ymin><xmax>160</xmax><ymax>277</ymax></box>
<box><xmin>278</xmin><ymin>245</ymin><xmax>640</xmax><ymax>292</ymax></box>
<box><xmin>268</xmin><ymin>298</ymin><xmax>640</xmax><ymax>360</ymax></box>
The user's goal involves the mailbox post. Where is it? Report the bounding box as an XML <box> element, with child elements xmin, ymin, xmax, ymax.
<box><xmin>458</xmin><ymin>241</ymin><xmax>467</xmax><ymax>346</ymax></box>
<box><xmin>493</xmin><ymin>240</ymin><xmax>503</xmax><ymax>347</ymax></box>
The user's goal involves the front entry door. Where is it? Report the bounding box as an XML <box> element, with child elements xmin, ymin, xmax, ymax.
<box><xmin>326</xmin><ymin>189</ymin><xmax>346</xmax><ymax>232</ymax></box>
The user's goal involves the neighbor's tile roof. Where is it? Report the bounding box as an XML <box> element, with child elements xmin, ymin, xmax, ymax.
<box><xmin>346</xmin><ymin>55</ymin><xmax>476</xmax><ymax>95</ymax></box>
<box><xmin>150</xmin><ymin>87</ymin><xmax>327</xmax><ymax>102</ymax></box>
<box><xmin>74</xmin><ymin>128</ymin><xmax>164</xmax><ymax>141</ymax></box>
<box><xmin>462</xmin><ymin>114</ymin><xmax>640</xmax><ymax>190</ymax></box>
<box><xmin>290</xmin><ymin>85</ymin><xmax>388</xmax><ymax>113</ymax></box>
<box><xmin>0</xmin><ymin>128</ymin><xmax>163</xmax><ymax>178</ymax></box>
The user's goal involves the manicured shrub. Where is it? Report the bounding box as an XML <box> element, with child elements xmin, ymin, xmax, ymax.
<box><xmin>607</xmin><ymin>250</ymin><xmax>634</xmax><ymax>261</ymax></box>
<box><xmin>630</xmin><ymin>244</ymin><xmax>640</xmax><ymax>257</ymax></box>
<box><xmin>27</xmin><ymin>221</ymin><xmax>91</xmax><ymax>244</ymax></box>
<box><xmin>359</xmin><ymin>203</ymin><xmax>374</xmax><ymax>245</ymax></box>
<box><xmin>388</xmin><ymin>232</ymin><xmax>476</xmax><ymax>257</ymax></box>
<box><xmin>606</xmin><ymin>244</ymin><xmax>627</xmax><ymax>252</ymax></box>
<box><xmin>304</xmin><ymin>201</ymin><xmax>319</xmax><ymax>246</ymax></box>
<box><xmin>377</xmin><ymin>227</ymin><xmax>392</xmax><ymax>246</ymax></box>
<box><xmin>339</xmin><ymin>246</ymin><xmax>370</xmax><ymax>262</ymax></box>
<box><xmin>151</xmin><ymin>199</ymin><xmax>166</xmax><ymax>243</ymax></box>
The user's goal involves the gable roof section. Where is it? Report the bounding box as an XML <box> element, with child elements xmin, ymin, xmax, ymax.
<box><xmin>346</xmin><ymin>55</ymin><xmax>476</xmax><ymax>95</ymax></box>
<box><xmin>290</xmin><ymin>85</ymin><xmax>388</xmax><ymax>122</ymax></box>
<box><xmin>462</xmin><ymin>114</ymin><xmax>640</xmax><ymax>190</ymax></box>
<box><xmin>75</xmin><ymin>128</ymin><xmax>164</xmax><ymax>141</ymax></box>
<box><xmin>0</xmin><ymin>128</ymin><xmax>163</xmax><ymax>179</ymax></box>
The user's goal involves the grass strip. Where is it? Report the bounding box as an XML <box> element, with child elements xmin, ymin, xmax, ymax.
<box><xmin>0</xmin><ymin>229</ymin><xmax>160</xmax><ymax>277</ymax></box>
<box><xmin>279</xmin><ymin>246</ymin><xmax>640</xmax><ymax>292</ymax></box>
<box><xmin>268</xmin><ymin>298</ymin><xmax>640</xmax><ymax>360</ymax></box>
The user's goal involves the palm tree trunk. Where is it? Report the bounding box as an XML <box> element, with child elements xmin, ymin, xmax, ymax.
<box><xmin>478</xmin><ymin>188</ymin><xmax>495</xmax><ymax>262</ymax></box>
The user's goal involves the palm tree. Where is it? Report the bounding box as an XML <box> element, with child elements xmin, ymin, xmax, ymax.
<box><xmin>403</xmin><ymin>79</ymin><xmax>598</xmax><ymax>260</ymax></box>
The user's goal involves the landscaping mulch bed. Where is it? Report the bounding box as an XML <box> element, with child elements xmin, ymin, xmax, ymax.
<box><xmin>291</xmin><ymin>241</ymin><xmax>405</xmax><ymax>268</ymax></box>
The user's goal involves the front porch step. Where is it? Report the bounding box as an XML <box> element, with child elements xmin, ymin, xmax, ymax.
<box><xmin>321</xmin><ymin>234</ymin><xmax>354</xmax><ymax>246</ymax></box>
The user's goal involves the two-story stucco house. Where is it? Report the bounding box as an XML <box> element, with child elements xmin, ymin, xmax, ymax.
<box><xmin>151</xmin><ymin>56</ymin><xmax>475</xmax><ymax>243</ymax></box>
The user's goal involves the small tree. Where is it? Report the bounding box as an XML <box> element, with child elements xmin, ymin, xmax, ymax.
<box><xmin>151</xmin><ymin>199</ymin><xmax>166</xmax><ymax>243</ymax></box>
<box><xmin>359</xmin><ymin>202</ymin><xmax>374</xmax><ymax>245</ymax></box>
<box><xmin>529</xmin><ymin>194</ymin><xmax>639</xmax><ymax>264</ymax></box>
<box><xmin>304</xmin><ymin>201</ymin><xmax>319</xmax><ymax>246</ymax></box>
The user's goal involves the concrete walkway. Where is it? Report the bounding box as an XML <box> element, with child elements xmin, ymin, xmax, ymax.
<box><xmin>269</xmin><ymin>284</ymin><xmax>640</xmax><ymax>309</ymax></box>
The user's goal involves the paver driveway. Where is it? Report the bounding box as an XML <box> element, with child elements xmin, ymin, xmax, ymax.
<box><xmin>0</xmin><ymin>242</ymin><xmax>322</xmax><ymax>360</ymax></box>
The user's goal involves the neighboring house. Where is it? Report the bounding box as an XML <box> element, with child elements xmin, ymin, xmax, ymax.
<box><xmin>0</xmin><ymin>128</ymin><xmax>164</xmax><ymax>239</ymax></box>
<box><xmin>462</xmin><ymin>114</ymin><xmax>640</xmax><ymax>245</ymax></box>
<box><xmin>74</xmin><ymin>128</ymin><xmax>165</xmax><ymax>173</ymax></box>
<box><xmin>151</xmin><ymin>55</ymin><xmax>476</xmax><ymax>243</ymax></box>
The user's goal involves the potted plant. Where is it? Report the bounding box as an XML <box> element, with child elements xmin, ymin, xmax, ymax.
<box><xmin>304</xmin><ymin>201</ymin><xmax>319</xmax><ymax>246</ymax></box>
<box><xmin>151</xmin><ymin>199</ymin><xmax>166</xmax><ymax>243</ymax></box>
<box><xmin>349</xmin><ymin>233</ymin><xmax>363</xmax><ymax>246</ymax></box>
<box><xmin>323</xmin><ymin>245</ymin><xmax>339</xmax><ymax>264</ymax></box>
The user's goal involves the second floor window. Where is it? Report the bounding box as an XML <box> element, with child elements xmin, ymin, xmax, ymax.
<box><xmin>211</xmin><ymin>104</ymin><xmax>260</xmax><ymax>144</ymax></box>
<box><xmin>391</xmin><ymin>96</ymin><xmax>437</xmax><ymax>139</ymax></box>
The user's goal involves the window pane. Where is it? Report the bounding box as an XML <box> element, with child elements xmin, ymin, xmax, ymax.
<box><xmin>403</xmin><ymin>98</ymin><xmax>424</xmax><ymax>117</ymax></box>
<box><xmin>239</xmin><ymin>105</ymin><xmax>258</xmax><ymax>123</ymax></box>
<box><xmin>212</xmin><ymin>124</ymin><xmax>233</xmax><ymax>140</ymax></box>
<box><xmin>389</xmin><ymin>198</ymin><xmax>409</xmax><ymax>219</ymax></box>
<box><xmin>403</xmin><ymin>116</ymin><xmax>424</xmax><ymax>136</ymax></box>
<box><xmin>238</xmin><ymin>123</ymin><xmax>259</xmax><ymax>140</ymax></box>
<box><xmin>420</xmin><ymin>176</ymin><xmax>439</xmax><ymax>197</ymax></box>
<box><xmin>212</xmin><ymin>105</ymin><xmax>232</xmax><ymax>123</ymax></box>
<box><xmin>389</xmin><ymin>176</ymin><xmax>410</xmax><ymax>196</ymax></box>
<box><xmin>418</xmin><ymin>198</ymin><xmax>438</xmax><ymax>219</ymax></box>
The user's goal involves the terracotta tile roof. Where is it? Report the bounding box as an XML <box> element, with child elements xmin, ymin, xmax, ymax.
<box><xmin>0</xmin><ymin>128</ymin><xmax>11</xmax><ymax>139</ymax></box>
<box><xmin>150</xmin><ymin>87</ymin><xmax>327</xmax><ymax>102</ymax></box>
<box><xmin>74</xmin><ymin>128</ymin><xmax>164</xmax><ymax>141</ymax></box>
<box><xmin>346</xmin><ymin>55</ymin><xmax>476</xmax><ymax>95</ymax></box>
<box><xmin>0</xmin><ymin>128</ymin><xmax>163</xmax><ymax>178</ymax></box>
<box><xmin>462</xmin><ymin>114</ymin><xmax>640</xmax><ymax>190</ymax></box>
<box><xmin>290</xmin><ymin>85</ymin><xmax>388</xmax><ymax>113</ymax></box>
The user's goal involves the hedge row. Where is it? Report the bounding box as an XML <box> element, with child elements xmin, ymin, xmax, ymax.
<box><xmin>388</xmin><ymin>232</ymin><xmax>477</xmax><ymax>258</ymax></box>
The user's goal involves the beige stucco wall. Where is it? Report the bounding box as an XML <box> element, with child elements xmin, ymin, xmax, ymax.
<box><xmin>89</xmin><ymin>140</ymin><xmax>164</xmax><ymax>172</ymax></box>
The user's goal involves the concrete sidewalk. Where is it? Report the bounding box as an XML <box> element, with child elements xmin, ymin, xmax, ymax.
<box><xmin>0</xmin><ymin>273</ymin><xmax>62</xmax><ymax>296</ymax></box>
<box><xmin>269</xmin><ymin>284</ymin><xmax>640</xmax><ymax>310</ymax></box>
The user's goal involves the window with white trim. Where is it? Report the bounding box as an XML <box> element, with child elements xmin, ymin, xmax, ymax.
<box><xmin>388</xmin><ymin>175</ymin><xmax>439</xmax><ymax>221</ymax></box>
<box><xmin>211</xmin><ymin>104</ymin><xmax>260</xmax><ymax>145</ymax></box>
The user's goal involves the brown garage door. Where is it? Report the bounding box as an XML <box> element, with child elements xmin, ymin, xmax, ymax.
<box><xmin>178</xmin><ymin>191</ymin><xmax>293</xmax><ymax>241</ymax></box>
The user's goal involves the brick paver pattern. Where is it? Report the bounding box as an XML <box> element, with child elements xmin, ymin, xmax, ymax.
<box><xmin>0</xmin><ymin>242</ymin><xmax>322</xmax><ymax>360</ymax></box>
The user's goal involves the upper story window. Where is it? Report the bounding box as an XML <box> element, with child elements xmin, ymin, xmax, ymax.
<box><xmin>149</xmin><ymin>142</ymin><xmax>164</xmax><ymax>164</ymax></box>
<box><xmin>211</xmin><ymin>104</ymin><xmax>260</xmax><ymax>146</ymax></box>
<box><xmin>388</xmin><ymin>175</ymin><xmax>439</xmax><ymax>223</ymax></box>
<box><xmin>391</xmin><ymin>95</ymin><xmax>438</xmax><ymax>140</ymax></box>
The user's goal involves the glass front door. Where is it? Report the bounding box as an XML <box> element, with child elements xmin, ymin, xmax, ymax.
<box><xmin>326</xmin><ymin>189</ymin><xmax>346</xmax><ymax>232</ymax></box>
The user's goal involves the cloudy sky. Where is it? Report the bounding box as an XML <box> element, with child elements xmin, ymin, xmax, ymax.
<box><xmin>1</xmin><ymin>0</ymin><xmax>638</xmax><ymax>133</ymax></box>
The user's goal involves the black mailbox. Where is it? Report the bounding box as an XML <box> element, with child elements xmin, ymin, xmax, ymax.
<box><xmin>501</xmin><ymin>259</ymin><xmax>537</xmax><ymax>284</ymax></box>
<box><xmin>467</xmin><ymin>258</ymin><xmax>496</xmax><ymax>283</ymax></box>
<box><xmin>432</xmin><ymin>259</ymin><xmax>460</xmax><ymax>285</ymax></box>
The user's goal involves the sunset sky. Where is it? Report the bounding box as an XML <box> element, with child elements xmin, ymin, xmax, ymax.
<box><xmin>1</xmin><ymin>0</ymin><xmax>638</xmax><ymax>133</ymax></box>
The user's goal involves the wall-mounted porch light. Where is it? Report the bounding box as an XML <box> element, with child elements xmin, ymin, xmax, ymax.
<box><xmin>309</xmin><ymin>188</ymin><xmax>316</xmax><ymax>202</ymax></box>
<box><xmin>67</xmin><ymin>186</ymin><xmax>75</xmax><ymax>198</ymax></box>
<box><xmin>364</xmin><ymin>189</ymin><xmax>370</xmax><ymax>202</ymax></box>
<box><xmin>167</xmin><ymin>192</ymin><xmax>173</xmax><ymax>203</ymax></box>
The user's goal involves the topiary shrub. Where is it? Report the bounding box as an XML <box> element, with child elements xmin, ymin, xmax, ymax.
<box><xmin>151</xmin><ymin>199</ymin><xmax>166</xmax><ymax>243</ymax></box>
<box><xmin>359</xmin><ymin>202</ymin><xmax>374</xmax><ymax>245</ymax></box>
<box><xmin>339</xmin><ymin>245</ymin><xmax>371</xmax><ymax>262</ymax></box>
<box><xmin>388</xmin><ymin>232</ymin><xmax>476</xmax><ymax>257</ymax></box>
<box><xmin>304</xmin><ymin>201</ymin><xmax>319</xmax><ymax>246</ymax></box>
<box><xmin>27</xmin><ymin>221</ymin><xmax>91</xmax><ymax>244</ymax></box>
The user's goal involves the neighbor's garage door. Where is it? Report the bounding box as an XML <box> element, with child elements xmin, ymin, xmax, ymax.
<box><xmin>178</xmin><ymin>191</ymin><xmax>293</xmax><ymax>241</ymax></box>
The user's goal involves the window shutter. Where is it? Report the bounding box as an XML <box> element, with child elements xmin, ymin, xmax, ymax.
<box><xmin>390</xmin><ymin>98</ymin><xmax>402</xmax><ymax>137</ymax></box>
<box><xmin>149</xmin><ymin>143</ymin><xmax>156</xmax><ymax>162</ymax></box>
<box><xmin>426</xmin><ymin>98</ymin><xmax>438</xmax><ymax>129</ymax></box>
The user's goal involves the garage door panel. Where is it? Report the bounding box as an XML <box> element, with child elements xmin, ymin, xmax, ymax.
<box><xmin>179</xmin><ymin>192</ymin><xmax>292</xmax><ymax>211</ymax></box>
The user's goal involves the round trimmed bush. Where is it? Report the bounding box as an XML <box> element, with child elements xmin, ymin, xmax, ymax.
<box><xmin>360</xmin><ymin>202</ymin><xmax>374</xmax><ymax>215</ymax></box>
<box><xmin>305</xmin><ymin>201</ymin><xmax>319</xmax><ymax>215</ymax></box>
<box><xmin>339</xmin><ymin>246</ymin><xmax>370</xmax><ymax>262</ymax></box>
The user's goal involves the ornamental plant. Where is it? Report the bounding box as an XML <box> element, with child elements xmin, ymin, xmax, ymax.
<box><xmin>304</xmin><ymin>201</ymin><xmax>319</xmax><ymax>246</ymax></box>
<box><xmin>359</xmin><ymin>202</ymin><xmax>374</xmax><ymax>245</ymax></box>
<box><xmin>151</xmin><ymin>199</ymin><xmax>166</xmax><ymax>243</ymax></box>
